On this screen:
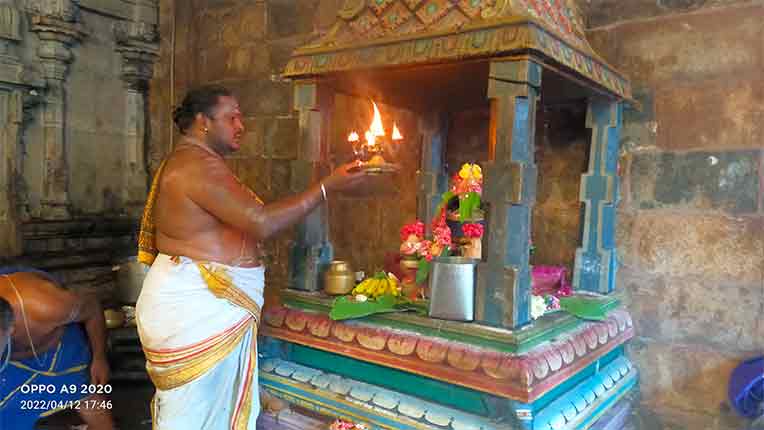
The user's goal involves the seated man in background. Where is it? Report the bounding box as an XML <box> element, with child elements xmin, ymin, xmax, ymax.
<box><xmin>0</xmin><ymin>269</ymin><xmax>114</xmax><ymax>430</ymax></box>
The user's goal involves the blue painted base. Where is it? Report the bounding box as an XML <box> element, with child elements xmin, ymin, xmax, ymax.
<box><xmin>588</xmin><ymin>397</ymin><xmax>633</xmax><ymax>430</ymax></box>
<box><xmin>259</xmin><ymin>350</ymin><xmax>638</xmax><ymax>430</ymax></box>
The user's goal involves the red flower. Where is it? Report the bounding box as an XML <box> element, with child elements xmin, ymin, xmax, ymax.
<box><xmin>462</xmin><ymin>223</ymin><xmax>484</xmax><ymax>238</ymax></box>
<box><xmin>400</xmin><ymin>220</ymin><xmax>425</xmax><ymax>242</ymax></box>
<box><xmin>433</xmin><ymin>225</ymin><xmax>452</xmax><ymax>246</ymax></box>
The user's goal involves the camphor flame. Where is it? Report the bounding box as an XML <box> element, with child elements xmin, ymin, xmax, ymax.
<box><xmin>349</xmin><ymin>101</ymin><xmax>402</xmax><ymax>161</ymax></box>
<box><xmin>392</xmin><ymin>123</ymin><xmax>403</xmax><ymax>140</ymax></box>
<box><xmin>364</xmin><ymin>130</ymin><xmax>375</xmax><ymax>147</ymax></box>
<box><xmin>369</xmin><ymin>101</ymin><xmax>385</xmax><ymax>138</ymax></box>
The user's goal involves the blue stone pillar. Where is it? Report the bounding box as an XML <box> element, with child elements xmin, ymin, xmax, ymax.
<box><xmin>289</xmin><ymin>81</ymin><xmax>333</xmax><ymax>291</ymax></box>
<box><xmin>574</xmin><ymin>100</ymin><xmax>623</xmax><ymax>294</ymax></box>
<box><xmin>476</xmin><ymin>59</ymin><xmax>541</xmax><ymax>329</ymax></box>
<box><xmin>416</xmin><ymin>111</ymin><xmax>449</xmax><ymax>229</ymax></box>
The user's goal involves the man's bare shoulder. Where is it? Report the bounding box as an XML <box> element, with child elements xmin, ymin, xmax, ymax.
<box><xmin>0</xmin><ymin>272</ymin><xmax>76</xmax><ymax>315</ymax></box>
<box><xmin>161</xmin><ymin>145</ymin><xmax>234</xmax><ymax>191</ymax></box>
<box><xmin>1</xmin><ymin>272</ymin><xmax>61</xmax><ymax>292</ymax></box>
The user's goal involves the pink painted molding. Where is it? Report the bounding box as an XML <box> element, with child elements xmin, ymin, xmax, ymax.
<box><xmin>262</xmin><ymin>307</ymin><xmax>634</xmax><ymax>402</ymax></box>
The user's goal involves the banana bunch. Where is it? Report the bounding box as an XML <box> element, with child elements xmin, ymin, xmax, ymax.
<box><xmin>352</xmin><ymin>272</ymin><xmax>400</xmax><ymax>299</ymax></box>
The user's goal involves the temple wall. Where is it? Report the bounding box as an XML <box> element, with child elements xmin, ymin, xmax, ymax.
<box><xmin>150</xmin><ymin>1</ymin><xmax>763</xmax><ymax>428</ymax></box>
<box><xmin>0</xmin><ymin>0</ymin><xmax>159</xmax><ymax>295</ymax></box>
<box><xmin>585</xmin><ymin>1</ymin><xmax>764</xmax><ymax>428</ymax></box>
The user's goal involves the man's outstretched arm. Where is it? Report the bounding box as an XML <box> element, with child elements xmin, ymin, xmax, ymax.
<box><xmin>184</xmin><ymin>154</ymin><xmax>369</xmax><ymax>242</ymax></box>
<box><xmin>73</xmin><ymin>293</ymin><xmax>109</xmax><ymax>385</ymax></box>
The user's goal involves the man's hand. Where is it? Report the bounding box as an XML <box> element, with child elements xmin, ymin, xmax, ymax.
<box><xmin>323</xmin><ymin>161</ymin><xmax>373</xmax><ymax>193</ymax></box>
<box><xmin>90</xmin><ymin>355</ymin><xmax>110</xmax><ymax>386</ymax></box>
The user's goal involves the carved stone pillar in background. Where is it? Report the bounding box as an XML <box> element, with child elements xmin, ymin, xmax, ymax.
<box><xmin>0</xmin><ymin>2</ymin><xmax>29</xmax><ymax>256</ymax></box>
<box><xmin>29</xmin><ymin>1</ymin><xmax>85</xmax><ymax>219</ymax></box>
<box><xmin>115</xmin><ymin>20</ymin><xmax>158</xmax><ymax>216</ymax></box>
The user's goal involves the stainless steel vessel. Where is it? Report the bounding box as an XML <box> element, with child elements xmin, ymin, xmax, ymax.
<box><xmin>114</xmin><ymin>255</ymin><xmax>149</xmax><ymax>304</ymax></box>
<box><xmin>427</xmin><ymin>257</ymin><xmax>479</xmax><ymax>321</ymax></box>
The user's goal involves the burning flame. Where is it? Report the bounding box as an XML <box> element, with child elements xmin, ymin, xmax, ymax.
<box><xmin>364</xmin><ymin>130</ymin><xmax>376</xmax><ymax>147</ymax></box>
<box><xmin>392</xmin><ymin>123</ymin><xmax>403</xmax><ymax>140</ymax></box>
<box><xmin>348</xmin><ymin>101</ymin><xmax>402</xmax><ymax>161</ymax></box>
<box><xmin>369</xmin><ymin>101</ymin><xmax>385</xmax><ymax>138</ymax></box>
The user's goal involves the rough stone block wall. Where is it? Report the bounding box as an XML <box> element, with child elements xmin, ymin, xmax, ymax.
<box><xmin>151</xmin><ymin>0</ymin><xmax>345</xmax><ymax>305</ymax></box>
<box><xmin>585</xmin><ymin>1</ymin><xmax>764</xmax><ymax>428</ymax></box>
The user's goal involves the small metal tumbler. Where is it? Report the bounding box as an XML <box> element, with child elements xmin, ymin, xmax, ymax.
<box><xmin>427</xmin><ymin>257</ymin><xmax>479</xmax><ymax>322</ymax></box>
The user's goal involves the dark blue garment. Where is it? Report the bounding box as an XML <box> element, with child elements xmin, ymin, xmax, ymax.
<box><xmin>729</xmin><ymin>356</ymin><xmax>764</xmax><ymax>420</ymax></box>
<box><xmin>0</xmin><ymin>324</ymin><xmax>92</xmax><ymax>430</ymax></box>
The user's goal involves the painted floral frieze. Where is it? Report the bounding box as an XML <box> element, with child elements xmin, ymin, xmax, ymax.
<box><xmin>262</xmin><ymin>306</ymin><xmax>634</xmax><ymax>402</ymax></box>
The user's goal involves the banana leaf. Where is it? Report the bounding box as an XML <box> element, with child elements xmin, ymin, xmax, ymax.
<box><xmin>329</xmin><ymin>294</ymin><xmax>399</xmax><ymax>320</ymax></box>
<box><xmin>415</xmin><ymin>258</ymin><xmax>430</xmax><ymax>285</ymax></box>
<box><xmin>559</xmin><ymin>295</ymin><xmax>612</xmax><ymax>321</ymax></box>
<box><xmin>395</xmin><ymin>297</ymin><xmax>430</xmax><ymax>316</ymax></box>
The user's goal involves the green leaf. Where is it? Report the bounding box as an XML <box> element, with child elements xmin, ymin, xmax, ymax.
<box><xmin>415</xmin><ymin>258</ymin><xmax>430</xmax><ymax>285</ymax></box>
<box><xmin>466</xmin><ymin>192</ymin><xmax>480</xmax><ymax>219</ymax></box>
<box><xmin>458</xmin><ymin>192</ymin><xmax>481</xmax><ymax>221</ymax></box>
<box><xmin>439</xmin><ymin>191</ymin><xmax>454</xmax><ymax>211</ymax></box>
<box><xmin>559</xmin><ymin>296</ymin><xmax>610</xmax><ymax>321</ymax></box>
<box><xmin>458</xmin><ymin>195</ymin><xmax>468</xmax><ymax>222</ymax></box>
<box><xmin>329</xmin><ymin>294</ymin><xmax>398</xmax><ymax>321</ymax></box>
<box><xmin>395</xmin><ymin>298</ymin><xmax>429</xmax><ymax>316</ymax></box>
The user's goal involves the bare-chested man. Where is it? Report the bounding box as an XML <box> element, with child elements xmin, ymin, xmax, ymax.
<box><xmin>0</xmin><ymin>270</ymin><xmax>114</xmax><ymax>430</ymax></box>
<box><xmin>136</xmin><ymin>85</ymin><xmax>373</xmax><ymax>429</ymax></box>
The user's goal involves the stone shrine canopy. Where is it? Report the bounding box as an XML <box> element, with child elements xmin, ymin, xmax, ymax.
<box><xmin>284</xmin><ymin>0</ymin><xmax>632</xmax><ymax>100</ymax></box>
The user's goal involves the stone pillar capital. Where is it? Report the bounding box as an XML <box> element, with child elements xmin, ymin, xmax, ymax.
<box><xmin>0</xmin><ymin>4</ymin><xmax>25</xmax><ymax>86</ymax></box>
<box><xmin>30</xmin><ymin>15</ymin><xmax>85</xmax><ymax>84</ymax></box>
<box><xmin>114</xmin><ymin>20</ymin><xmax>158</xmax><ymax>92</ymax></box>
<box><xmin>25</xmin><ymin>0</ymin><xmax>80</xmax><ymax>23</ymax></box>
<box><xmin>0</xmin><ymin>4</ymin><xmax>21</xmax><ymax>42</ymax></box>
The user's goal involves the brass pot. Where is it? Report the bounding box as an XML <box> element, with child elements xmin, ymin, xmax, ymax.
<box><xmin>324</xmin><ymin>260</ymin><xmax>355</xmax><ymax>295</ymax></box>
<box><xmin>399</xmin><ymin>257</ymin><xmax>420</xmax><ymax>271</ymax></box>
<box><xmin>104</xmin><ymin>309</ymin><xmax>125</xmax><ymax>329</ymax></box>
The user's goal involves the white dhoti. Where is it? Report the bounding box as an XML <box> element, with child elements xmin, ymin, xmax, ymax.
<box><xmin>136</xmin><ymin>254</ymin><xmax>265</xmax><ymax>430</ymax></box>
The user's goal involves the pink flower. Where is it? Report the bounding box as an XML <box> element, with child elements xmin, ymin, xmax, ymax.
<box><xmin>462</xmin><ymin>223</ymin><xmax>484</xmax><ymax>238</ymax></box>
<box><xmin>330</xmin><ymin>420</ymin><xmax>358</xmax><ymax>430</ymax></box>
<box><xmin>454</xmin><ymin>179</ymin><xmax>482</xmax><ymax>196</ymax></box>
<box><xmin>558</xmin><ymin>283</ymin><xmax>573</xmax><ymax>297</ymax></box>
<box><xmin>418</xmin><ymin>240</ymin><xmax>433</xmax><ymax>261</ymax></box>
<box><xmin>400</xmin><ymin>238</ymin><xmax>421</xmax><ymax>256</ymax></box>
<box><xmin>433</xmin><ymin>225</ymin><xmax>452</xmax><ymax>246</ymax></box>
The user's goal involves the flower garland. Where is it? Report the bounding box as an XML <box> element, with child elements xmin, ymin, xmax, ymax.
<box><xmin>330</xmin><ymin>419</ymin><xmax>368</xmax><ymax>430</ymax></box>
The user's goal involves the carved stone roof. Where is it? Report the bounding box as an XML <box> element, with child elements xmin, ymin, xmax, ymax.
<box><xmin>284</xmin><ymin>0</ymin><xmax>631</xmax><ymax>99</ymax></box>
